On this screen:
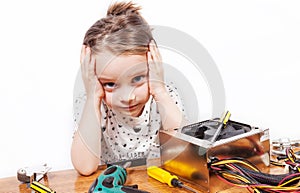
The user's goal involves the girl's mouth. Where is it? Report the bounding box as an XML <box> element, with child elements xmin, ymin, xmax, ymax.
<box><xmin>128</xmin><ymin>104</ymin><xmax>139</xmax><ymax>111</ymax></box>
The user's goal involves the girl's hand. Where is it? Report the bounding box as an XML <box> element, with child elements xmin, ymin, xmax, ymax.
<box><xmin>147</xmin><ymin>40</ymin><xmax>167</xmax><ymax>99</ymax></box>
<box><xmin>80</xmin><ymin>45</ymin><xmax>104</xmax><ymax>106</ymax></box>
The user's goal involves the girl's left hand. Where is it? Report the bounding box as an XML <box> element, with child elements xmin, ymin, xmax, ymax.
<box><xmin>147</xmin><ymin>40</ymin><xmax>166</xmax><ymax>99</ymax></box>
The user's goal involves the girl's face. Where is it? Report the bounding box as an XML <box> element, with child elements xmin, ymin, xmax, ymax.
<box><xmin>95</xmin><ymin>52</ymin><xmax>150</xmax><ymax>117</ymax></box>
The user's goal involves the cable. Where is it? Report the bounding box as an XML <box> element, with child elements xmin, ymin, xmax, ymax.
<box><xmin>209</xmin><ymin>152</ymin><xmax>300</xmax><ymax>193</ymax></box>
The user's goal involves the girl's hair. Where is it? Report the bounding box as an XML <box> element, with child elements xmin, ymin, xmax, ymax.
<box><xmin>83</xmin><ymin>1</ymin><xmax>153</xmax><ymax>55</ymax></box>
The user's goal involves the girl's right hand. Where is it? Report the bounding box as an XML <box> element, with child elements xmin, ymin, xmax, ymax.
<box><xmin>80</xmin><ymin>45</ymin><xmax>104</xmax><ymax>107</ymax></box>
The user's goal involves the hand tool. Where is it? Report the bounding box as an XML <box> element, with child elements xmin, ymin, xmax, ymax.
<box><xmin>147</xmin><ymin>166</ymin><xmax>199</xmax><ymax>193</ymax></box>
<box><xmin>30</xmin><ymin>181</ymin><xmax>56</xmax><ymax>193</ymax></box>
<box><xmin>17</xmin><ymin>163</ymin><xmax>51</xmax><ymax>183</ymax></box>
<box><xmin>89</xmin><ymin>163</ymin><xmax>150</xmax><ymax>193</ymax></box>
<box><xmin>210</xmin><ymin>111</ymin><xmax>231</xmax><ymax>142</ymax></box>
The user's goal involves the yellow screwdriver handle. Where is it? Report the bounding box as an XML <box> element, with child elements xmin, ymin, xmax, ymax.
<box><xmin>147</xmin><ymin>166</ymin><xmax>178</xmax><ymax>187</ymax></box>
<box><xmin>30</xmin><ymin>181</ymin><xmax>56</xmax><ymax>193</ymax></box>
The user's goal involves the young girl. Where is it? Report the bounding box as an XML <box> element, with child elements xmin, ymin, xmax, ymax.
<box><xmin>71</xmin><ymin>1</ymin><xmax>187</xmax><ymax>175</ymax></box>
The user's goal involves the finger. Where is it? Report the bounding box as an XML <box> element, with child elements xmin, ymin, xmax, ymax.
<box><xmin>81</xmin><ymin>46</ymin><xmax>90</xmax><ymax>80</ymax></box>
<box><xmin>86</xmin><ymin>48</ymin><xmax>96</xmax><ymax>78</ymax></box>
<box><xmin>80</xmin><ymin>45</ymin><xmax>86</xmax><ymax>64</ymax></box>
<box><xmin>147</xmin><ymin>51</ymin><xmax>159</xmax><ymax>77</ymax></box>
<box><xmin>147</xmin><ymin>51</ymin><xmax>153</xmax><ymax>82</ymax></box>
<box><xmin>84</xmin><ymin>47</ymin><xmax>92</xmax><ymax>79</ymax></box>
<box><xmin>148</xmin><ymin>47</ymin><xmax>160</xmax><ymax>73</ymax></box>
<box><xmin>91</xmin><ymin>54</ymin><xmax>96</xmax><ymax>79</ymax></box>
<box><xmin>80</xmin><ymin>45</ymin><xmax>86</xmax><ymax>74</ymax></box>
<box><xmin>148</xmin><ymin>43</ymin><xmax>155</xmax><ymax>62</ymax></box>
<box><xmin>151</xmin><ymin>40</ymin><xmax>162</xmax><ymax>59</ymax></box>
<box><xmin>149</xmin><ymin>40</ymin><xmax>162</xmax><ymax>64</ymax></box>
<box><xmin>149</xmin><ymin>41</ymin><xmax>164</xmax><ymax>81</ymax></box>
<box><xmin>147</xmin><ymin>51</ymin><xmax>154</xmax><ymax>67</ymax></box>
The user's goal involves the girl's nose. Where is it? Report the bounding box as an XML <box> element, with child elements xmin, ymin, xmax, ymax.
<box><xmin>118</xmin><ymin>88</ymin><xmax>136</xmax><ymax>103</ymax></box>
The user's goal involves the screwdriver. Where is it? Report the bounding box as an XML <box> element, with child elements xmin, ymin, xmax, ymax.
<box><xmin>30</xmin><ymin>181</ymin><xmax>56</xmax><ymax>193</ymax></box>
<box><xmin>210</xmin><ymin>111</ymin><xmax>231</xmax><ymax>142</ymax></box>
<box><xmin>147</xmin><ymin>166</ymin><xmax>199</xmax><ymax>193</ymax></box>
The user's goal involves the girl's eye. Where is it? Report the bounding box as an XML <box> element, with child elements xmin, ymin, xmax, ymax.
<box><xmin>132</xmin><ymin>75</ymin><xmax>145</xmax><ymax>83</ymax></box>
<box><xmin>103</xmin><ymin>82</ymin><xmax>116</xmax><ymax>89</ymax></box>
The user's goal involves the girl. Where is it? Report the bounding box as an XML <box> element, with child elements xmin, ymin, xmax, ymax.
<box><xmin>71</xmin><ymin>1</ymin><xmax>187</xmax><ymax>175</ymax></box>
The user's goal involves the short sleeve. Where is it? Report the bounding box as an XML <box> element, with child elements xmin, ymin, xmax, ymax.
<box><xmin>73</xmin><ymin>91</ymin><xmax>87</xmax><ymax>131</ymax></box>
<box><xmin>166</xmin><ymin>82</ymin><xmax>188</xmax><ymax>121</ymax></box>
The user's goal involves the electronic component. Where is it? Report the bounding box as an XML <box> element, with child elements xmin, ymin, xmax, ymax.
<box><xmin>272</xmin><ymin>138</ymin><xmax>300</xmax><ymax>159</ymax></box>
<box><xmin>181</xmin><ymin>116</ymin><xmax>252</xmax><ymax>141</ymax></box>
<box><xmin>159</xmin><ymin>112</ymin><xmax>270</xmax><ymax>192</ymax></box>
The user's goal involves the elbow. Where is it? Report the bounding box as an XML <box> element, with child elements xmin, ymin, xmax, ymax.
<box><xmin>71</xmin><ymin>134</ymin><xmax>100</xmax><ymax>176</ymax></box>
<box><xmin>77</xmin><ymin>166</ymin><xmax>98</xmax><ymax>176</ymax></box>
<box><xmin>71</xmin><ymin>150</ymin><xmax>99</xmax><ymax>176</ymax></box>
<box><xmin>73</xmin><ymin>162</ymin><xmax>98</xmax><ymax>176</ymax></box>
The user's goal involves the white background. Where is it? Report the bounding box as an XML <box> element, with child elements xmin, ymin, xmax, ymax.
<box><xmin>0</xmin><ymin>0</ymin><xmax>300</xmax><ymax>178</ymax></box>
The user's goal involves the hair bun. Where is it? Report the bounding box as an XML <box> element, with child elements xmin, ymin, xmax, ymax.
<box><xmin>107</xmin><ymin>1</ymin><xmax>141</xmax><ymax>16</ymax></box>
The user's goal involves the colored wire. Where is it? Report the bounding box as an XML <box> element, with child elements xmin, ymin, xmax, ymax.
<box><xmin>209</xmin><ymin>153</ymin><xmax>300</xmax><ymax>193</ymax></box>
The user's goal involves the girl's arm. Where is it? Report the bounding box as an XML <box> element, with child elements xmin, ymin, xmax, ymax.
<box><xmin>147</xmin><ymin>41</ymin><xmax>188</xmax><ymax>131</ymax></box>
<box><xmin>71</xmin><ymin>46</ymin><xmax>103</xmax><ymax>176</ymax></box>
<box><xmin>71</xmin><ymin>99</ymin><xmax>101</xmax><ymax>176</ymax></box>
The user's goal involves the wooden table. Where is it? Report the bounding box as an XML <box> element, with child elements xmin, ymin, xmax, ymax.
<box><xmin>0</xmin><ymin>163</ymin><xmax>290</xmax><ymax>193</ymax></box>
<box><xmin>0</xmin><ymin>165</ymin><xmax>198</xmax><ymax>193</ymax></box>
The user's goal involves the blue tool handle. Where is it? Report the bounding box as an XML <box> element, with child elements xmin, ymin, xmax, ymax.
<box><xmin>89</xmin><ymin>165</ymin><xmax>127</xmax><ymax>193</ymax></box>
<box><xmin>89</xmin><ymin>165</ymin><xmax>150</xmax><ymax>193</ymax></box>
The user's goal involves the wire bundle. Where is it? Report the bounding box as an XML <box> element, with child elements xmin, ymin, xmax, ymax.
<box><xmin>209</xmin><ymin>149</ymin><xmax>300</xmax><ymax>193</ymax></box>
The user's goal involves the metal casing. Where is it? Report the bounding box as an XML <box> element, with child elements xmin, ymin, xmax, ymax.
<box><xmin>159</xmin><ymin>124</ymin><xmax>270</xmax><ymax>192</ymax></box>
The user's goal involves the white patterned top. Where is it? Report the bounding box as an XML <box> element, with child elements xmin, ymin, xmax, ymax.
<box><xmin>73</xmin><ymin>83</ymin><xmax>185</xmax><ymax>164</ymax></box>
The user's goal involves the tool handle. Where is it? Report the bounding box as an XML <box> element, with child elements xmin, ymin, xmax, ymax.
<box><xmin>89</xmin><ymin>165</ymin><xmax>127</xmax><ymax>193</ymax></box>
<box><xmin>30</xmin><ymin>181</ymin><xmax>56</xmax><ymax>193</ymax></box>
<box><xmin>147</xmin><ymin>166</ymin><xmax>199</xmax><ymax>193</ymax></box>
<box><xmin>211</xmin><ymin>111</ymin><xmax>231</xmax><ymax>142</ymax></box>
<box><xmin>89</xmin><ymin>165</ymin><xmax>149</xmax><ymax>193</ymax></box>
<box><xmin>147</xmin><ymin>166</ymin><xmax>178</xmax><ymax>187</ymax></box>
